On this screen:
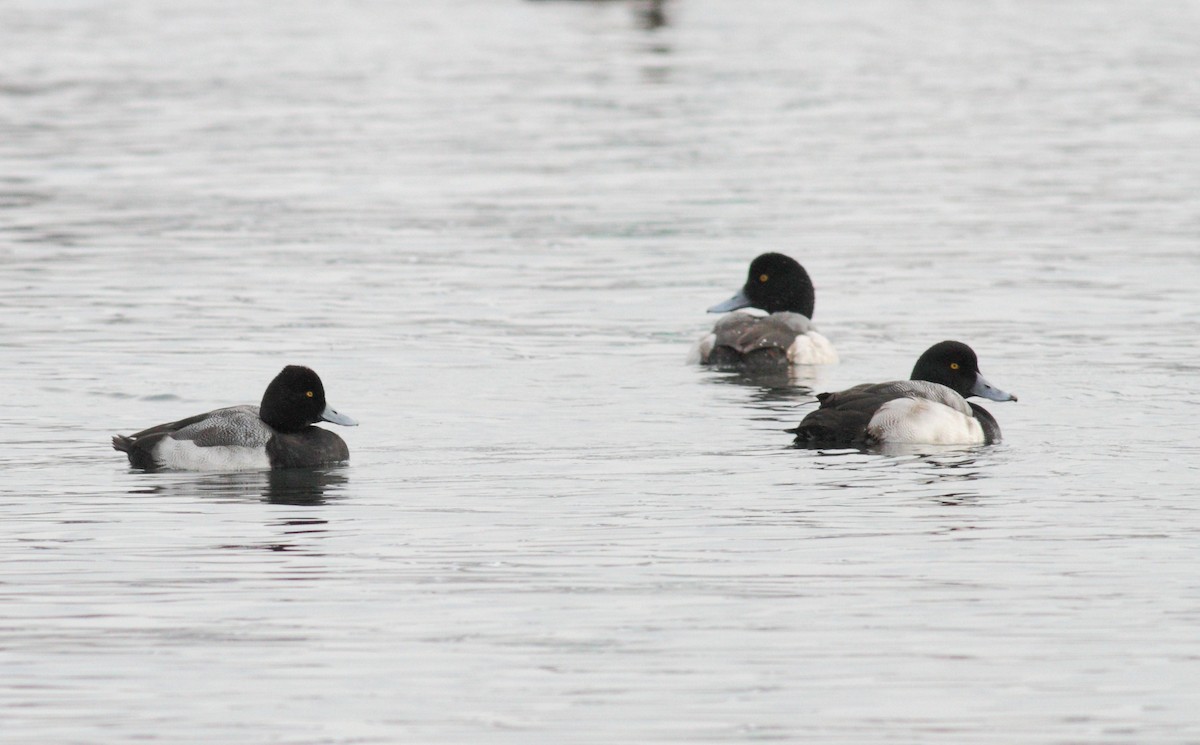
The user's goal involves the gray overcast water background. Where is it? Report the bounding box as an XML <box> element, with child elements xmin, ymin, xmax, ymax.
<box><xmin>2</xmin><ymin>0</ymin><xmax>1200</xmax><ymax>743</ymax></box>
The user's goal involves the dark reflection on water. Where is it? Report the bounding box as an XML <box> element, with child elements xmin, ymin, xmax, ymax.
<box><xmin>701</xmin><ymin>368</ymin><xmax>817</xmax><ymax>411</ymax></box>
<box><xmin>220</xmin><ymin>515</ymin><xmax>331</xmax><ymax>555</ymax></box>
<box><xmin>127</xmin><ymin>469</ymin><xmax>349</xmax><ymax>506</ymax></box>
<box><xmin>930</xmin><ymin>492</ymin><xmax>985</xmax><ymax>507</ymax></box>
<box><xmin>798</xmin><ymin>446</ymin><xmax>990</xmax><ymax>502</ymax></box>
<box><xmin>263</xmin><ymin>469</ymin><xmax>349</xmax><ymax>506</ymax></box>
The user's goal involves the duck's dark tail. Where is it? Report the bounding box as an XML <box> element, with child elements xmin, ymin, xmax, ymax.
<box><xmin>787</xmin><ymin>422</ymin><xmax>841</xmax><ymax>447</ymax></box>
<box><xmin>706</xmin><ymin>346</ymin><xmax>789</xmax><ymax>372</ymax></box>
<box><xmin>787</xmin><ymin>405</ymin><xmax>872</xmax><ymax>448</ymax></box>
<box><xmin>112</xmin><ymin>434</ymin><xmax>160</xmax><ymax>469</ymax></box>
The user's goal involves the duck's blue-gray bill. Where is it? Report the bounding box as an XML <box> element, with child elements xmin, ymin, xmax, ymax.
<box><xmin>971</xmin><ymin>373</ymin><xmax>1017</xmax><ymax>402</ymax></box>
<box><xmin>321</xmin><ymin>405</ymin><xmax>359</xmax><ymax>426</ymax></box>
<box><xmin>707</xmin><ymin>289</ymin><xmax>752</xmax><ymax>314</ymax></box>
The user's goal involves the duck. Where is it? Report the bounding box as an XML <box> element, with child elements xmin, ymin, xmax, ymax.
<box><xmin>691</xmin><ymin>253</ymin><xmax>838</xmax><ymax>370</ymax></box>
<box><xmin>789</xmin><ymin>341</ymin><xmax>1016</xmax><ymax>447</ymax></box>
<box><xmin>112</xmin><ymin>365</ymin><xmax>357</xmax><ymax>471</ymax></box>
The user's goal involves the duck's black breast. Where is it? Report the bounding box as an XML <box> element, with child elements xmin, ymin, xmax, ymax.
<box><xmin>969</xmin><ymin>403</ymin><xmax>1002</xmax><ymax>444</ymax></box>
<box><xmin>266</xmin><ymin>426</ymin><xmax>350</xmax><ymax>469</ymax></box>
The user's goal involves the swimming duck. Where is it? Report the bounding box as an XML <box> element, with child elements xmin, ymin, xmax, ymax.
<box><xmin>789</xmin><ymin>341</ymin><xmax>1016</xmax><ymax>446</ymax></box>
<box><xmin>691</xmin><ymin>253</ymin><xmax>838</xmax><ymax>370</ymax></box>
<box><xmin>112</xmin><ymin>365</ymin><xmax>357</xmax><ymax>471</ymax></box>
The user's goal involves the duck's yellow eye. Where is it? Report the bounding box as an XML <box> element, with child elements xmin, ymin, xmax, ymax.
<box><xmin>950</xmin><ymin>363</ymin><xmax>960</xmax><ymax>370</ymax></box>
<box><xmin>305</xmin><ymin>390</ymin><xmax>314</xmax><ymax>398</ymax></box>
<box><xmin>759</xmin><ymin>274</ymin><xmax>769</xmax><ymax>283</ymax></box>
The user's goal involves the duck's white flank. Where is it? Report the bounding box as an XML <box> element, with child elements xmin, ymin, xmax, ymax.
<box><xmin>787</xmin><ymin>331</ymin><xmax>839</xmax><ymax>365</ymax></box>
<box><xmin>689</xmin><ymin>332</ymin><xmax>716</xmax><ymax>364</ymax></box>
<box><xmin>153</xmin><ymin>438</ymin><xmax>272</xmax><ymax>471</ymax></box>
<box><xmin>866</xmin><ymin>397</ymin><xmax>985</xmax><ymax>445</ymax></box>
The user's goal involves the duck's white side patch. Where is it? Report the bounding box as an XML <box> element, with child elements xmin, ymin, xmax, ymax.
<box><xmin>688</xmin><ymin>333</ymin><xmax>716</xmax><ymax>364</ymax></box>
<box><xmin>866</xmin><ymin>397</ymin><xmax>984</xmax><ymax>445</ymax></box>
<box><xmin>154</xmin><ymin>438</ymin><xmax>272</xmax><ymax>471</ymax></box>
<box><xmin>788</xmin><ymin>331</ymin><xmax>839</xmax><ymax>365</ymax></box>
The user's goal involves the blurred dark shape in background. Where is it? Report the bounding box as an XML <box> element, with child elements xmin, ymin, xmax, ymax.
<box><xmin>527</xmin><ymin>0</ymin><xmax>672</xmax><ymax>30</ymax></box>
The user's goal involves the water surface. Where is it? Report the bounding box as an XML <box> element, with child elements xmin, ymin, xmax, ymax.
<box><xmin>2</xmin><ymin>0</ymin><xmax>1200</xmax><ymax>742</ymax></box>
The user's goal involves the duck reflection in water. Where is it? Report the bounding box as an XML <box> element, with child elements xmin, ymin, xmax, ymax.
<box><xmin>127</xmin><ymin>468</ymin><xmax>349</xmax><ymax>506</ymax></box>
<box><xmin>804</xmin><ymin>446</ymin><xmax>991</xmax><ymax>505</ymax></box>
<box><xmin>264</xmin><ymin>468</ymin><xmax>348</xmax><ymax>506</ymax></box>
<box><xmin>701</xmin><ymin>353</ymin><xmax>840</xmax><ymax>420</ymax></box>
<box><xmin>703</xmin><ymin>368</ymin><xmax>815</xmax><ymax>413</ymax></box>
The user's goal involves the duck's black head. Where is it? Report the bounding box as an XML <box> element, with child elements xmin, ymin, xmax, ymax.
<box><xmin>910</xmin><ymin>341</ymin><xmax>1017</xmax><ymax>402</ymax></box>
<box><xmin>708</xmin><ymin>252</ymin><xmax>816</xmax><ymax>317</ymax></box>
<box><xmin>259</xmin><ymin>365</ymin><xmax>358</xmax><ymax>433</ymax></box>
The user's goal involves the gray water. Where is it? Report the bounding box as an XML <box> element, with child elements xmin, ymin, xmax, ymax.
<box><xmin>3</xmin><ymin>0</ymin><xmax>1200</xmax><ymax>742</ymax></box>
